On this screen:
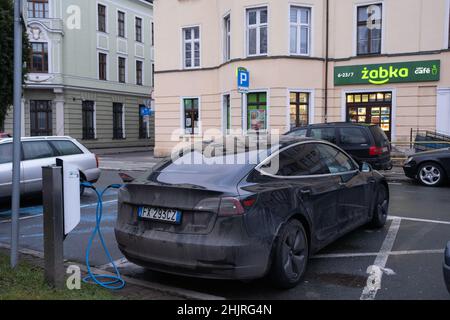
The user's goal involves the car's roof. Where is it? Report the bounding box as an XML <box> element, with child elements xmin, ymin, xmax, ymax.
<box><xmin>0</xmin><ymin>136</ymin><xmax>75</xmax><ymax>144</ymax></box>
<box><xmin>290</xmin><ymin>122</ymin><xmax>376</xmax><ymax>131</ymax></box>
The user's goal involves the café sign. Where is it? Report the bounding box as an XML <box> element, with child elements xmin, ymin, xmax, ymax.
<box><xmin>334</xmin><ymin>60</ymin><xmax>440</xmax><ymax>86</ymax></box>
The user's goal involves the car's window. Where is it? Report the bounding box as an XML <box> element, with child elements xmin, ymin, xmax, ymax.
<box><xmin>261</xmin><ymin>143</ymin><xmax>330</xmax><ymax>177</ymax></box>
<box><xmin>288</xmin><ymin>129</ymin><xmax>307</xmax><ymax>137</ymax></box>
<box><xmin>316</xmin><ymin>144</ymin><xmax>356</xmax><ymax>173</ymax></box>
<box><xmin>339</xmin><ymin>127</ymin><xmax>370</xmax><ymax>145</ymax></box>
<box><xmin>51</xmin><ymin>140</ymin><xmax>83</xmax><ymax>156</ymax></box>
<box><xmin>309</xmin><ymin>128</ymin><xmax>337</xmax><ymax>144</ymax></box>
<box><xmin>0</xmin><ymin>143</ymin><xmax>12</xmax><ymax>164</ymax></box>
<box><xmin>23</xmin><ymin>141</ymin><xmax>55</xmax><ymax>160</ymax></box>
<box><xmin>369</xmin><ymin>126</ymin><xmax>389</xmax><ymax>147</ymax></box>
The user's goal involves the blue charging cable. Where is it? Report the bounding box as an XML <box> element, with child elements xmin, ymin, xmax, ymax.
<box><xmin>80</xmin><ymin>182</ymin><xmax>125</xmax><ymax>290</ymax></box>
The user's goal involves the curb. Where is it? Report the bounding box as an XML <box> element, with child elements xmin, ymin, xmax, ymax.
<box><xmin>0</xmin><ymin>242</ymin><xmax>225</xmax><ymax>301</ymax></box>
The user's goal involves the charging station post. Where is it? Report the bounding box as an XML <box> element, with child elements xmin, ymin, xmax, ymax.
<box><xmin>42</xmin><ymin>166</ymin><xmax>65</xmax><ymax>288</ymax></box>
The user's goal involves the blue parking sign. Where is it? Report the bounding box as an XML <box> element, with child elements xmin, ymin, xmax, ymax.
<box><xmin>237</xmin><ymin>67</ymin><xmax>249</xmax><ymax>93</ymax></box>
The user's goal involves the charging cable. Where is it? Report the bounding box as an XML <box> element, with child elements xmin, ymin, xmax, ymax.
<box><xmin>80</xmin><ymin>182</ymin><xmax>125</xmax><ymax>290</ymax></box>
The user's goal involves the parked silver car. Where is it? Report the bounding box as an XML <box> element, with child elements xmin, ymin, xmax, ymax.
<box><xmin>0</xmin><ymin>136</ymin><xmax>101</xmax><ymax>199</ymax></box>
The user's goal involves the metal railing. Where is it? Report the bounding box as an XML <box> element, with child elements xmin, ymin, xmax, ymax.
<box><xmin>409</xmin><ymin>129</ymin><xmax>450</xmax><ymax>152</ymax></box>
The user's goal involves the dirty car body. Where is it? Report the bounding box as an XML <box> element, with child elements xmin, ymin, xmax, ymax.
<box><xmin>115</xmin><ymin>137</ymin><xmax>389</xmax><ymax>285</ymax></box>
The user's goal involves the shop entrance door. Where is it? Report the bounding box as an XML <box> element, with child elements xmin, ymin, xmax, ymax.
<box><xmin>346</xmin><ymin>92</ymin><xmax>392</xmax><ymax>140</ymax></box>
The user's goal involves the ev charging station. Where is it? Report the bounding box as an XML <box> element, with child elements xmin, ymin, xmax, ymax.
<box><xmin>42</xmin><ymin>159</ymin><xmax>81</xmax><ymax>288</ymax></box>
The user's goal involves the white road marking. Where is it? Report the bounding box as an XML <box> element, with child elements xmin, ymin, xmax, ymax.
<box><xmin>388</xmin><ymin>215</ymin><xmax>450</xmax><ymax>226</ymax></box>
<box><xmin>312</xmin><ymin>249</ymin><xmax>443</xmax><ymax>259</ymax></box>
<box><xmin>388</xmin><ymin>182</ymin><xmax>402</xmax><ymax>185</ymax></box>
<box><xmin>360</xmin><ymin>218</ymin><xmax>401</xmax><ymax>300</ymax></box>
<box><xmin>0</xmin><ymin>200</ymin><xmax>118</xmax><ymax>225</ymax></box>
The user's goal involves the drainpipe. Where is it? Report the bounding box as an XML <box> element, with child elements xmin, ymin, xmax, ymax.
<box><xmin>324</xmin><ymin>0</ymin><xmax>330</xmax><ymax>123</ymax></box>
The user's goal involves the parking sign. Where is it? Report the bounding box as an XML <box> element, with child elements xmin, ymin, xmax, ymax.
<box><xmin>237</xmin><ymin>67</ymin><xmax>249</xmax><ymax>93</ymax></box>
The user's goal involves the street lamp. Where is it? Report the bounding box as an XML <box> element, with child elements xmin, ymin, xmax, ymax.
<box><xmin>11</xmin><ymin>0</ymin><xmax>23</xmax><ymax>268</ymax></box>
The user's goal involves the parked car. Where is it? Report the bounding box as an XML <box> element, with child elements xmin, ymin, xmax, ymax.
<box><xmin>403</xmin><ymin>148</ymin><xmax>450</xmax><ymax>187</ymax></box>
<box><xmin>286</xmin><ymin>123</ymin><xmax>392</xmax><ymax>170</ymax></box>
<box><xmin>444</xmin><ymin>241</ymin><xmax>450</xmax><ymax>294</ymax></box>
<box><xmin>0</xmin><ymin>132</ymin><xmax>11</xmax><ymax>138</ymax></box>
<box><xmin>115</xmin><ymin>137</ymin><xmax>389</xmax><ymax>288</ymax></box>
<box><xmin>0</xmin><ymin>136</ymin><xmax>100</xmax><ymax>199</ymax></box>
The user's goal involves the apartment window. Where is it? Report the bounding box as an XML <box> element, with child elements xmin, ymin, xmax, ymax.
<box><xmin>99</xmin><ymin>53</ymin><xmax>107</xmax><ymax>80</ymax></box>
<box><xmin>139</xmin><ymin>105</ymin><xmax>149</xmax><ymax>139</ymax></box>
<box><xmin>135</xmin><ymin>17</ymin><xmax>142</xmax><ymax>42</ymax></box>
<box><xmin>30</xmin><ymin>100</ymin><xmax>52</xmax><ymax>136</ymax></box>
<box><xmin>223</xmin><ymin>94</ymin><xmax>231</xmax><ymax>133</ymax></box>
<box><xmin>357</xmin><ymin>4</ymin><xmax>382</xmax><ymax>55</ymax></box>
<box><xmin>290</xmin><ymin>7</ymin><xmax>311</xmax><ymax>55</ymax></box>
<box><xmin>290</xmin><ymin>92</ymin><xmax>309</xmax><ymax>129</ymax></box>
<box><xmin>118</xmin><ymin>57</ymin><xmax>126</xmax><ymax>83</ymax></box>
<box><xmin>183</xmin><ymin>27</ymin><xmax>200</xmax><ymax>68</ymax></box>
<box><xmin>224</xmin><ymin>15</ymin><xmax>231</xmax><ymax>61</ymax></box>
<box><xmin>151</xmin><ymin>22</ymin><xmax>154</xmax><ymax>46</ymax></box>
<box><xmin>98</xmin><ymin>4</ymin><xmax>106</xmax><ymax>32</ymax></box>
<box><xmin>27</xmin><ymin>0</ymin><xmax>49</xmax><ymax>18</ymax></box>
<box><xmin>448</xmin><ymin>7</ymin><xmax>450</xmax><ymax>48</ymax></box>
<box><xmin>151</xmin><ymin>63</ymin><xmax>154</xmax><ymax>86</ymax></box>
<box><xmin>183</xmin><ymin>98</ymin><xmax>199</xmax><ymax>135</ymax></box>
<box><xmin>113</xmin><ymin>103</ymin><xmax>124</xmax><ymax>139</ymax></box>
<box><xmin>247</xmin><ymin>7</ymin><xmax>268</xmax><ymax>56</ymax></box>
<box><xmin>136</xmin><ymin>60</ymin><xmax>143</xmax><ymax>85</ymax></box>
<box><xmin>118</xmin><ymin>11</ymin><xmax>125</xmax><ymax>37</ymax></box>
<box><xmin>30</xmin><ymin>43</ymin><xmax>48</xmax><ymax>73</ymax></box>
<box><xmin>82</xmin><ymin>101</ymin><xmax>95</xmax><ymax>140</ymax></box>
<box><xmin>247</xmin><ymin>92</ymin><xmax>267</xmax><ymax>131</ymax></box>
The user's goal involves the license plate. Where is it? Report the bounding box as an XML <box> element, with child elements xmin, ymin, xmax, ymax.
<box><xmin>138</xmin><ymin>206</ymin><xmax>182</xmax><ymax>224</ymax></box>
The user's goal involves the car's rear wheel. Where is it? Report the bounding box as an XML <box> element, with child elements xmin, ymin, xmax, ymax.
<box><xmin>418</xmin><ymin>162</ymin><xmax>445</xmax><ymax>187</ymax></box>
<box><xmin>369</xmin><ymin>184</ymin><xmax>389</xmax><ymax>228</ymax></box>
<box><xmin>270</xmin><ymin>219</ymin><xmax>309</xmax><ymax>289</ymax></box>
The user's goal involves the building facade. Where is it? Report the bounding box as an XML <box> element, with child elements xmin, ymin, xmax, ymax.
<box><xmin>153</xmin><ymin>0</ymin><xmax>450</xmax><ymax>157</ymax></box>
<box><xmin>4</xmin><ymin>0</ymin><xmax>155</xmax><ymax>149</ymax></box>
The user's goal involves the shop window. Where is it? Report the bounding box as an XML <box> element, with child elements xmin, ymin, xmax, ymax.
<box><xmin>290</xmin><ymin>92</ymin><xmax>309</xmax><ymax>129</ymax></box>
<box><xmin>247</xmin><ymin>92</ymin><xmax>267</xmax><ymax>131</ymax></box>
<box><xmin>223</xmin><ymin>94</ymin><xmax>231</xmax><ymax>133</ymax></box>
<box><xmin>183</xmin><ymin>98</ymin><xmax>199</xmax><ymax>135</ymax></box>
<box><xmin>139</xmin><ymin>104</ymin><xmax>149</xmax><ymax>139</ymax></box>
<box><xmin>357</xmin><ymin>4</ymin><xmax>382</xmax><ymax>55</ymax></box>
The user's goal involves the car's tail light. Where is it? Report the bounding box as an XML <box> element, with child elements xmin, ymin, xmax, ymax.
<box><xmin>369</xmin><ymin>146</ymin><xmax>383</xmax><ymax>156</ymax></box>
<box><xmin>95</xmin><ymin>154</ymin><xmax>99</xmax><ymax>168</ymax></box>
<box><xmin>218</xmin><ymin>197</ymin><xmax>245</xmax><ymax>217</ymax></box>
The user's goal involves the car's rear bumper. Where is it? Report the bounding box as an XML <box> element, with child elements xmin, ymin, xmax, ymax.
<box><xmin>114</xmin><ymin>217</ymin><xmax>272</xmax><ymax>280</ymax></box>
<box><xmin>361</xmin><ymin>157</ymin><xmax>392</xmax><ymax>170</ymax></box>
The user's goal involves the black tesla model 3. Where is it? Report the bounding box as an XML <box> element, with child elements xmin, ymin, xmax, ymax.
<box><xmin>115</xmin><ymin>137</ymin><xmax>389</xmax><ymax>288</ymax></box>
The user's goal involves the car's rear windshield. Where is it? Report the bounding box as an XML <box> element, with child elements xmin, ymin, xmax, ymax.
<box><xmin>369</xmin><ymin>126</ymin><xmax>390</xmax><ymax>146</ymax></box>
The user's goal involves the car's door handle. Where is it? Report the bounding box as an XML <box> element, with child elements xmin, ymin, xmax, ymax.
<box><xmin>300</xmin><ymin>188</ymin><xmax>311</xmax><ymax>195</ymax></box>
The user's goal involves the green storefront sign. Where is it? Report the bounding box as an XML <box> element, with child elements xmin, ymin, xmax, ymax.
<box><xmin>334</xmin><ymin>60</ymin><xmax>440</xmax><ymax>86</ymax></box>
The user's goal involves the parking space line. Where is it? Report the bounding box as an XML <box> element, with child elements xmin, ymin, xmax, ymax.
<box><xmin>312</xmin><ymin>249</ymin><xmax>443</xmax><ymax>259</ymax></box>
<box><xmin>360</xmin><ymin>218</ymin><xmax>401</xmax><ymax>301</ymax></box>
<box><xmin>389</xmin><ymin>215</ymin><xmax>450</xmax><ymax>226</ymax></box>
<box><xmin>0</xmin><ymin>214</ymin><xmax>44</xmax><ymax>224</ymax></box>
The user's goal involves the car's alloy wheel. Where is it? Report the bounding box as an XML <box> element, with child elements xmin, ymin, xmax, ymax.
<box><xmin>270</xmin><ymin>219</ymin><xmax>308</xmax><ymax>289</ymax></box>
<box><xmin>418</xmin><ymin>163</ymin><xmax>444</xmax><ymax>187</ymax></box>
<box><xmin>370</xmin><ymin>184</ymin><xmax>389</xmax><ymax>228</ymax></box>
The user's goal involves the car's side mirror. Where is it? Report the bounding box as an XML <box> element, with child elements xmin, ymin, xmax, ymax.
<box><xmin>360</xmin><ymin>162</ymin><xmax>372</xmax><ymax>173</ymax></box>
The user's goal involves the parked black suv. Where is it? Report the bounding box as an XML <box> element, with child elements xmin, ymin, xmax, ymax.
<box><xmin>286</xmin><ymin>122</ymin><xmax>392</xmax><ymax>170</ymax></box>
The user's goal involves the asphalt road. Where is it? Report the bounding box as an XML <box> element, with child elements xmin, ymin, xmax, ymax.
<box><xmin>0</xmin><ymin>168</ymin><xmax>449</xmax><ymax>300</ymax></box>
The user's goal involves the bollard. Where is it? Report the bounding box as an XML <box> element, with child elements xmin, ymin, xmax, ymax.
<box><xmin>42</xmin><ymin>166</ymin><xmax>65</xmax><ymax>289</ymax></box>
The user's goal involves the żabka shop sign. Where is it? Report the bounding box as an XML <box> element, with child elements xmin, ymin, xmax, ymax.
<box><xmin>334</xmin><ymin>60</ymin><xmax>440</xmax><ymax>86</ymax></box>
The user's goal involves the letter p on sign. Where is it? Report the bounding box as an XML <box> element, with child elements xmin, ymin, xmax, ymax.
<box><xmin>237</xmin><ymin>68</ymin><xmax>249</xmax><ymax>93</ymax></box>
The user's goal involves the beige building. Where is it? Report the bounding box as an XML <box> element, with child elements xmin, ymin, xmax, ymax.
<box><xmin>153</xmin><ymin>0</ymin><xmax>450</xmax><ymax>157</ymax></box>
